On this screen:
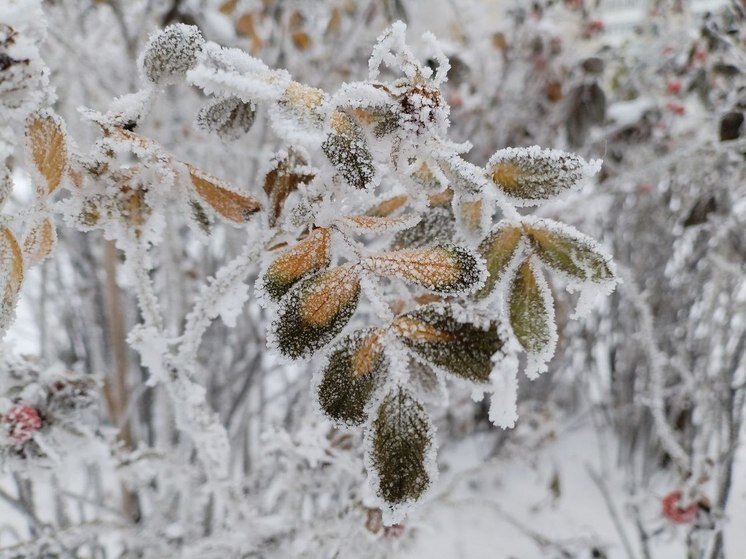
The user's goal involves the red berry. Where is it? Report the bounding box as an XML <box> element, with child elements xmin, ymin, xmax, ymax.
<box><xmin>662</xmin><ymin>490</ymin><xmax>698</xmax><ymax>524</ymax></box>
<box><xmin>667</xmin><ymin>80</ymin><xmax>681</xmax><ymax>95</ymax></box>
<box><xmin>3</xmin><ymin>405</ymin><xmax>42</xmax><ymax>444</ymax></box>
<box><xmin>383</xmin><ymin>523</ymin><xmax>406</xmax><ymax>538</ymax></box>
<box><xmin>665</xmin><ymin>101</ymin><xmax>685</xmax><ymax>116</ymax></box>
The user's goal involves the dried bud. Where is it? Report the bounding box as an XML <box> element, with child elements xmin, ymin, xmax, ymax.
<box><xmin>140</xmin><ymin>24</ymin><xmax>204</xmax><ymax>85</ymax></box>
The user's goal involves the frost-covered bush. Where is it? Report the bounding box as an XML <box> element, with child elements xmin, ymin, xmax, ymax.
<box><xmin>1</xmin><ymin>0</ymin><xmax>742</xmax><ymax>557</ymax></box>
<box><xmin>0</xmin><ymin>0</ymin><xmax>621</xmax><ymax>541</ymax></box>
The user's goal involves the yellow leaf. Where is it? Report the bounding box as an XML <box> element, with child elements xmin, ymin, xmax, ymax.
<box><xmin>22</xmin><ymin>217</ymin><xmax>56</xmax><ymax>267</ymax></box>
<box><xmin>189</xmin><ymin>165</ymin><xmax>261</xmax><ymax>223</ymax></box>
<box><xmin>26</xmin><ymin>112</ymin><xmax>68</xmax><ymax>195</ymax></box>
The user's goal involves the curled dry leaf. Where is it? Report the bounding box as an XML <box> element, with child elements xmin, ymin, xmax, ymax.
<box><xmin>188</xmin><ymin>165</ymin><xmax>261</xmax><ymax>223</ymax></box>
<box><xmin>22</xmin><ymin>217</ymin><xmax>56</xmax><ymax>268</ymax></box>
<box><xmin>26</xmin><ymin>111</ymin><xmax>68</xmax><ymax>196</ymax></box>
<box><xmin>263</xmin><ymin>149</ymin><xmax>315</xmax><ymax>226</ymax></box>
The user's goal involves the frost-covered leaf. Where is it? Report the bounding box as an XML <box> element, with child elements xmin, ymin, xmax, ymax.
<box><xmin>316</xmin><ymin>329</ymin><xmax>386</xmax><ymax>426</ymax></box>
<box><xmin>337</xmin><ymin>213</ymin><xmax>419</xmax><ymax>234</ymax></box>
<box><xmin>263</xmin><ymin>149</ymin><xmax>314</xmax><ymax>227</ymax></box>
<box><xmin>140</xmin><ymin>24</ymin><xmax>204</xmax><ymax>85</ymax></box>
<box><xmin>352</xmin><ymin>106</ymin><xmax>400</xmax><ymax>137</ymax></box>
<box><xmin>26</xmin><ymin>111</ymin><xmax>68</xmax><ymax>195</ymax></box>
<box><xmin>368</xmin><ymin>387</ymin><xmax>434</xmax><ymax>514</ymax></box>
<box><xmin>322</xmin><ymin>111</ymin><xmax>375</xmax><ymax>189</ymax></box>
<box><xmin>438</xmin><ymin>157</ymin><xmax>485</xmax><ymax>195</ymax></box>
<box><xmin>363</xmin><ymin>245</ymin><xmax>485</xmax><ymax>295</ymax></box>
<box><xmin>22</xmin><ymin>217</ymin><xmax>56</xmax><ymax>267</ymax></box>
<box><xmin>408</xmin><ymin>358</ymin><xmax>444</xmax><ymax>401</ymax></box>
<box><xmin>0</xmin><ymin>227</ymin><xmax>24</xmax><ymax>339</ymax></box>
<box><xmin>261</xmin><ymin>228</ymin><xmax>331</xmax><ymax>301</ymax></box>
<box><xmin>196</xmin><ymin>96</ymin><xmax>255</xmax><ymax>141</ymax></box>
<box><xmin>276</xmin><ymin>81</ymin><xmax>326</xmax><ymax>131</ymax></box>
<box><xmin>457</xmin><ymin>198</ymin><xmax>484</xmax><ymax>238</ymax></box>
<box><xmin>271</xmin><ymin>264</ymin><xmax>361</xmax><ymax>358</ymax></box>
<box><xmin>487</xmin><ymin>146</ymin><xmax>601</xmax><ymax>206</ymax></box>
<box><xmin>392</xmin><ymin>304</ymin><xmax>503</xmax><ymax>384</ymax></box>
<box><xmin>524</xmin><ymin>219</ymin><xmax>614</xmax><ymax>284</ymax></box>
<box><xmin>508</xmin><ymin>259</ymin><xmax>556</xmax><ymax>376</ymax></box>
<box><xmin>0</xmin><ymin>166</ymin><xmax>12</xmax><ymax>209</ymax></box>
<box><xmin>410</xmin><ymin>162</ymin><xmax>443</xmax><ymax>192</ymax></box>
<box><xmin>367</xmin><ymin>195</ymin><xmax>408</xmax><ymax>218</ymax></box>
<box><xmin>188</xmin><ymin>165</ymin><xmax>261</xmax><ymax>223</ymax></box>
<box><xmin>476</xmin><ymin>222</ymin><xmax>523</xmax><ymax>299</ymax></box>
<box><xmin>391</xmin><ymin>206</ymin><xmax>454</xmax><ymax>249</ymax></box>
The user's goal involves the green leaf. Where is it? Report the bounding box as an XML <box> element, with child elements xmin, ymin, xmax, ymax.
<box><xmin>508</xmin><ymin>259</ymin><xmax>555</xmax><ymax>355</ymax></box>
<box><xmin>392</xmin><ymin>304</ymin><xmax>503</xmax><ymax>384</ymax></box>
<box><xmin>368</xmin><ymin>387</ymin><xmax>433</xmax><ymax>508</ymax></box>
<box><xmin>271</xmin><ymin>264</ymin><xmax>360</xmax><ymax>358</ymax></box>
<box><xmin>322</xmin><ymin>111</ymin><xmax>375</xmax><ymax>189</ymax></box>
<box><xmin>391</xmin><ymin>205</ymin><xmax>455</xmax><ymax>250</ymax></box>
<box><xmin>476</xmin><ymin>222</ymin><xmax>523</xmax><ymax>299</ymax></box>
<box><xmin>524</xmin><ymin>220</ymin><xmax>614</xmax><ymax>283</ymax></box>
<box><xmin>488</xmin><ymin>146</ymin><xmax>599</xmax><ymax>205</ymax></box>
<box><xmin>316</xmin><ymin>329</ymin><xmax>386</xmax><ymax>426</ymax></box>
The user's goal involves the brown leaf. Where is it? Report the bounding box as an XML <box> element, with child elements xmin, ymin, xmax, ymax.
<box><xmin>362</xmin><ymin>245</ymin><xmax>484</xmax><ymax>295</ymax></box>
<box><xmin>22</xmin><ymin>217</ymin><xmax>56</xmax><ymax>267</ymax></box>
<box><xmin>263</xmin><ymin>150</ymin><xmax>314</xmax><ymax>226</ymax></box>
<box><xmin>337</xmin><ymin>214</ymin><xmax>418</xmax><ymax>234</ymax></box>
<box><xmin>291</xmin><ymin>31</ymin><xmax>312</xmax><ymax>50</ymax></box>
<box><xmin>366</xmin><ymin>195</ymin><xmax>408</xmax><ymax>217</ymax></box>
<box><xmin>0</xmin><ymin>227</ymin><xmax>24</xmax><ymax>338</ymax></box>
<box><xmin>26</xmin><ymin>112</ymin><xmax>68</xmax><ymax>195</ymax></box>
<box><xmin>189</xmin><ymin>165</ymin><xmax>261</xmax><ymax>223</ymax></box>
<box><xmin>262</xmin><ymin>228</ymin><xmax>331</xmax><ymax>301</ymax></box>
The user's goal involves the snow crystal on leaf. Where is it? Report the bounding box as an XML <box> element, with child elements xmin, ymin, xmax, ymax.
<box><xmin>487</xmin><ymin>145</ymin><xmax>602</xmax><ymax>206</ymax></box>
<box><xmin>269</xmin><ymin>264</ymin><xmax>361</xmax><ymax>359</ymax></box>
<box><xmin>364</xmin><ymin>386</ymin><xmax>437</xmax><ymax>526</ymax></box>
<box><xmin>139</xmin><ymin>24</ymin><xmax>204</xmax><ymax>85</ymax></box>
<box><xmin>196</xmin><ymin>96</ymin><xmax>255</xmax><ymax>141</ymax></box>
<box><xmin>362</xmin><ymin>244</ymin><xmax>486</xmax><ymax>296</ymax></box>
<box><xmin>508</xmin><ymin>257</ymin><xmax>557</xmax><ymax>379</ymax></box>
<box><xmin>391</xmin><ymin>205</ymin><xmax>455</xmax><ymax>249</ymax></box>
<box><xmin>187</xmin><ymin>42</ymin><xmax>291</xmax><ymax>104</ymax></box>
<box><xmin>392</xmin><ymin>303</ymin><xmax>504</xmax><ymax>386</ymax></box>
<box><xmin>313</xmin><ymin>329</ymin><xmax>387</xmax><ymax>427</ymax></box>
<box><xmin>322</xmin><ymin>111</ymin><xmax>375</xmax><ymax>189</ymax></box>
